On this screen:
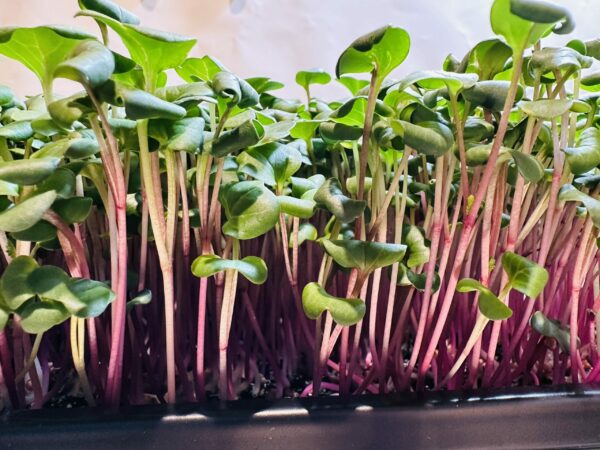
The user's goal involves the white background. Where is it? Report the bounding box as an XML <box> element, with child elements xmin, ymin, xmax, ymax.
<box><xmin>0</xmin><ymin>0</ymin><xmax>598</xmax><ymax>100</ymax></box>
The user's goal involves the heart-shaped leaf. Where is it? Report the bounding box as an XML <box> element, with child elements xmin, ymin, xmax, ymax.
<box><xmin>456</xmin><ymin>278</ymin><xmax>513</xmax><ymax>320</ymax></box>
<box><xmin>337</xmin><ymin>76</ymin><xmax>370</xmax><ymax>95</ymax></box>
<box><xmin>11</xmin><ymin>220</ymin><xmax>56</xmax><ymax>243</ymax></box>
<box><xmin>302</xmin><ymin>282</ymin><xmax>365</xmax><ymax>326</ymax></box>
<box><xmin>322</xmin><ymin>239</ymin><xmax>407</xmax><ymax>274</ymax></box>
<box><xmin>0</xmin><ymin>190</ymin><xmax>57</xmax><ymax>232</ymax></box>
<box><xmin>54</xmin><ymin>39</ymin><xmax>115</xmax><ymax>88</ymax></box>
<box><xmin>314</xmin><ymin>178</ymin><xmax>366</xmax><ymax>223</ymax></box>
<box><xmin>0</xmin><ymin>158</ymin><xmax>59</xmax><ymax>185</ymax></box>
<box><xmin>336</xmin><ymin>25</ymin><xmax>410</xmax><ymax>80</ymax></box>
<box><xmin>220</xmin><ymin>180</ymin><xmax>280</xmax><ymax>240</ymax></box>
<box><xmin>563</xmin><ymin>127</ymin><xmax>600</xmax><ymax>175</ymax></box>
<box><xmin>397</xmin><ymin>264</ymin><xmax>441</xmax><ymax>292</ymax></box>
<box><xmin>237</xmin><ymin>142</ymin><xmax>302</xmax><ymax>188</ymax></box>
<box><xmin>501</xmin><ymin>251</ymin><xmax>549</xmax><ymax>298</ymax></box>
<box><xmin>319</xmin><ymin>122</ymin><xmax>363</xmax><ymax>142</ymax></box>
<box><xmin>191</xmin><ymin>254</ymin><xmax>268</xmax><ymax>285</ymax></box>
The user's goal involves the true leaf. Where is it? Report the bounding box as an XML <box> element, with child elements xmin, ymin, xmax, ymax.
<box><xmin>191</xmin><ymin>255</ymin><xmax>268</xmax><ymax>284</ymax></box>
<box><xmin>302</xmin><ymin>282</ymin><xmax>365</xmax><ymax>326</ymax></box>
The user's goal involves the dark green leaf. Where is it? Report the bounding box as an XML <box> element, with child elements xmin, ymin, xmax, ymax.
<box><xmin>211</xmin><ymin>119</ymin><xmax>264</xmax><ymax>158</ymax></box>
<box><xmin>220</xmin><ymin>180</ymin><xmax>280</xmax><ymax>240</ymax></box>
<box><xmin>314</xmin><ymin>178</ymin><xmax>366</xmax><ymax>223</ymax></box>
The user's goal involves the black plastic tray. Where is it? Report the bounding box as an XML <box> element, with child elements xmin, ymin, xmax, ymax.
<box><xmin>2</xmin><ymin>385</ymin><xmax>599</xmax><ymax>449</ymax></box>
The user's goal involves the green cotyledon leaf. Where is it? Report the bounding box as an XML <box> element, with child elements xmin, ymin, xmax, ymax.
<box><xmin>501</xmin><ymin>251</ymin><xmax>549</xmax><ymax>298</ymax></box>
<box><xmin>219</xmin><ymin>180</ymin><xmax>280</xmax><ymax>240</ymax></box>
<box><xmin>0</xmin><ymin>190</ymin><xmax>57</xmax><ymax>233</ymax></box>
<box><xmin>456</xmin><ymin>278</ymin><xmax>513</xmax><ymax>320</ymax></box>
<box><xmin>302</xmin><ymin>282</ymin><xmax>365</xmax><ymax>326</ymax></box>
<box><xmin>559</xmin><ymin>184</ymin><xmax>600</xmax><ymax>229</ymax></box>
<box><xmin>54</xmin><ymin>39</ymin><xmax>115</xmax><ymax>88</ymax></box>
<box><xmin>322</xmin><ymin>239</ymin><xmax>407</xmax><ymax>274</ymax></box>
<box><xmin>191</xmin><ymin>255</ymin><xmax>267</xmax><ymax>284</ymax></box>
<box><xmin>314</xmin><ymin>178</ymin><xmax>366</xmax><ymax>223</ymax></box>
<box><xmin>563</xmin><ymin>128</ymin><xmax>600</xmax><ymax>175</ymax></box>
<box><xmin>336</xmin><ymin>25</ymin><xmax>410</xmax><ymax>80</ymax></box>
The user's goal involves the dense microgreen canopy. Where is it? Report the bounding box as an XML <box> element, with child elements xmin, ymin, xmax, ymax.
<box><xmin>0</xmin><ymin>0</ymin><xmax>597</xmax><ymax>408</ymax></box>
